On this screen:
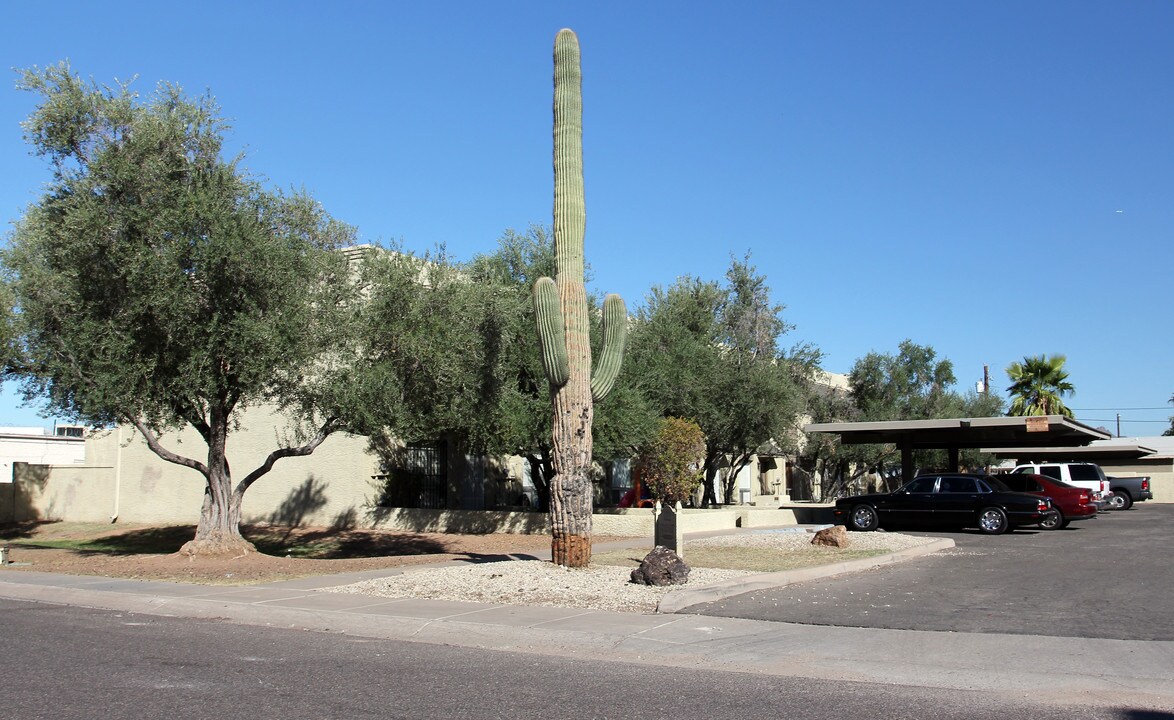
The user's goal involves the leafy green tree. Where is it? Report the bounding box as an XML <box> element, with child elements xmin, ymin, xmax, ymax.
<box><xmin>466</xmin><ymin>226</ymin><xmax>656</xmax><ymax>509</ymax></box>
<box><xmin>627</xmin><ymin>255</ymin><xmax>807</xmax><ymax>505</ymax></box>
<box><xmin>849</xmin><ymin>340</ymin><xmax>958</xmax><ymax>421</ymax></box>
<box><xmin>1005</xmin><ymin>354</ymin><xmax>1075</xmax><ymax>417</ymax></box>
<box><xmin>804</xmin><ymin>340</ymin><xmax>1004</xmax><ymax>493</ymax></box>
<box><xmin>1</xmin><ymin>64</ymin><xmax>357</xmax><ymax>555</ymax></box>
<box><xmin>342</xmin><ymin>246</ymin><xmax>521</xmax><ymax>456</ymax></box>
<box><xmin>0</xmin><ymin>281</ymin><xmax>17</xmax><ymax>376</ymax></box>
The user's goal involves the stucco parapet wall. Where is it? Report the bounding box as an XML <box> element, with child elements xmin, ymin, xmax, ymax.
<box><xmin>737</xmin><ymin>506</ymin><xmax>800</xmax><ymax>527</ymax></box>
<box><xmin>587</xmin><ymin>508</ymin><xmax>740</xmax><ymax>536</ymax></box>
<box><xmin>364</xmin><ymin>507</ymin><xmax>745</xmax><ymax>536</ymax></box>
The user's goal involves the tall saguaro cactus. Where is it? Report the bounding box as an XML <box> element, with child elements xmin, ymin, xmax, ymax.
<box><xmin>533</xmin><ymin>29</ymin><xmax>627</xmax><ymax>568</ymax></box>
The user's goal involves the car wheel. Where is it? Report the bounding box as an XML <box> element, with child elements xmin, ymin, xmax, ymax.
<box><xmin>1112</xmin><ymin>491</ymin><xmax>1134</xmax><ymax>511</ymax></box>
<box><xmin>848</xmin><ymin>504</ymin><xmax>879</xmax><ymax>532</ymax></box>
<box><xmin>977</xmin><ymin>507</ymin><xmax>1008</xmax><ymax>535</ymax></box>
<box><xmin>1038</xmin><ymin>509</ymin><xmax>1064</xmax><ymax>530</ymax></box>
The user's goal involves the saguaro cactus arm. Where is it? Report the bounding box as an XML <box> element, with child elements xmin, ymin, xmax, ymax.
<box><xmin>590</xmin><ymin>293</ymin><xmax>626</xmax><ymax>401</ymax></box>
<box><xmin>533</xmin><ymin>276</ymin><xmax>569</xmax><ymax>388</ymax></box>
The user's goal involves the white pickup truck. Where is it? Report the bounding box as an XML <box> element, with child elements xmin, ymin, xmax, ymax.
<box><xmin>1010</xmin><ymin>462</ymin><xmax>1112</xmax><ymax>507</ymax></box>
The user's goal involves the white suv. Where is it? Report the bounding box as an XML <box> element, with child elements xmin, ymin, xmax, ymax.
<box><xmin>1010</xmin><ymin>462</ymin><xmax>1111</xmax><ymax>505</ymax></box>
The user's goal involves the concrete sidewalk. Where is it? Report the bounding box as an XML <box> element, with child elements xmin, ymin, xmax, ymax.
<box><xmin>2</xmin><ymin>539</ymin><xmax>1172</xmax><ymax>712</ymax></box>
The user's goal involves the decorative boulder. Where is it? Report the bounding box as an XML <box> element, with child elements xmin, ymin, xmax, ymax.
<box><xmin>630</xmin><ymin>545</ymin><xmax>690</xmax><ymax>586</ymax></box>
<box><xmin>811</xmin><ymin>525</ymin><xmax>851</xmax><ymax>548</ymax></box>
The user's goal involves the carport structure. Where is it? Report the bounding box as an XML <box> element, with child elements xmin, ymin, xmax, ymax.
<box><xmin>804</xmin><ymin>416</ymin><xmax>1111</xmax><ymax>484</ymax></box>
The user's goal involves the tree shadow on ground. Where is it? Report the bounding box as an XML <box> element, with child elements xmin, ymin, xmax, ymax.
<box><xmin>0</xmin><ymin>520</ymin><xmax>45</xmax><ymax>541</ymax></box>
<box><xmin>5</xmin><ymin>521</ymin><xmax>541</xmax><ymax>562</ymax></box>
<box><xmin>8</xmin><ymin>525</ymin><xmax>196</xmax><ymax>555</ymax></box>
<box><xmin>245</xmin><ymin>526</ymin><xmax>448</xmax><ymax>559</ymax></box>
<box><xmin>455</xmin><ymin>552</ymin><xmax>542</xmax><ymax>563</ymax></box>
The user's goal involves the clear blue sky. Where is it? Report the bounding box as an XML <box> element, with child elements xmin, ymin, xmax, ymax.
<box><xmin>1</xmin><ymin>2</ymin><xmax>1170</xmax><ymax>436</ymax></box>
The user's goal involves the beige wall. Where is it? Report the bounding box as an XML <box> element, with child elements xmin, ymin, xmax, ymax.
<box><xmin>1097</xmin><ymin>458</ymin><xmax>1174</xmax><ymax>503</ymax></box>
<box><xmin>3</xmin><ymin>463</ymin><xmax>115</xmax><ymax>523</ymax></box>
<box><xmin>7</xmin><ymin>409</ymin><xmax>386</xmax><ymax>528</ymax></box>
<box><xmin>4</xmin><ymin>404</ymin><xmax>832</xmax><ymax>532</ymax></box>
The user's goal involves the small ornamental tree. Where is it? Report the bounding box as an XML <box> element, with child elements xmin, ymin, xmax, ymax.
<box><xmin>638</xmin><ymin>417</ymin><xmax>706</xmax><ymax>506</ymax></box>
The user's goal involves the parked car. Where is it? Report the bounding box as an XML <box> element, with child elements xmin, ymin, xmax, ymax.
<box><xmin>834</xmin><ymin>473</ymin><xmax>1051</xmax><ymax>535</ymax></box>
<box><xmin>1105</xmin><ymin>476</ymin><xmax>1153</xmax><ymax>510</ymax></box>
<box><xmin>1010</xmin><ymin>462</ymin><xmax>1111</xmax><ymax>505</ymax></box>
<box><xmin>998</xmin><ymin>472</ymin><xmax>1097</xmax><ymax>530</ymax></box>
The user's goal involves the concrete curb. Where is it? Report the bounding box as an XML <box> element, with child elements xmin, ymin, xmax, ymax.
<box><xmin>657</xmin><ymin>537</ymin><xmax>956</xmax><ymax>614</ymax></box>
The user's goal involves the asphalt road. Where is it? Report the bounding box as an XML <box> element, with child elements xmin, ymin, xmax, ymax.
<box><xmin>686</xmin><ymin>503</ymin><xmax>1173</xmax><ymax>641</ymax></box>
<box><xmin>0</xmin><ymin>598</ymin><xmax>1137</xmax><ymax>720</ymax></box>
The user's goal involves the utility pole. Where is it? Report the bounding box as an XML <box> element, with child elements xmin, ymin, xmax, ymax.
<box><xmin>1116</xmin><ymin>413</ymin><xmax>1121</xmax><ymax>438</ymax></box>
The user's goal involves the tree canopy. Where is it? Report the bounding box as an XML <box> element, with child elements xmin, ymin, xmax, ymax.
<box><xmin>1005</xmin><ymin>354</ymin><xmax>1075</xmax><ymax>417</ymax></box>
<box><xmin>626</xmin><ymin>254</ymin><xmax>808</xmax><ymax>504</ymax></box>
<box><xmin>464</xmin><ymin>226</ymin><xmax>656</xmax><ymax>509</ymax></box>
<box><xmin>1</xmin><ymin>63</ymin><xmax>357</xmax><ymax>553</ymax></box>
<box><xmin>797</xmin><ymin>340</ymin><xmax>1004</xmax><ymax>496</ymax></box>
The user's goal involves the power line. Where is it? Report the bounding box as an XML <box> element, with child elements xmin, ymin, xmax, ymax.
<box><xmin>1081</xmin><ymin>418</ymin><xmax>1168</xmax><ymax>424</ymax></box>
<box><xmin>1070</xmin><ymin>407</ymin><xmax>1169</xmax><ymax>411</ymax></box>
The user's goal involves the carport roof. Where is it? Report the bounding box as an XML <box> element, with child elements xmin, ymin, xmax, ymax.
<box><xmin>804</xmin><ymin>415</ymin><xmax>1111</xmax><ymax>450</ymax></box>
<box><xmin>984</xmin><ymin>437</ymin><xmax>1169</xmax><ymax>461</ymax></box>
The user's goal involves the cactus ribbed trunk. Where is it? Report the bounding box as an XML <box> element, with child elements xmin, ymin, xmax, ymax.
<box><xmin>534</xmin><ymin>29</ymin><xmax>627</xmax><ymax>568</ymax></box>
<box><xmin>549</xmin><ymin>29</ymin><xmax>594</xmax><ymax>568</ymax></box>
<box><xmin>535</xmin><ymin>28</ymin><xmax>624</xmax><ymax>566</ymax></box>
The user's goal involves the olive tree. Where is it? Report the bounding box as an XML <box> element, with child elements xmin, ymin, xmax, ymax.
<box><xmin>2</xmin><ymin>64</ymin><xmax>358</xmax><ymax>555</ymax></box>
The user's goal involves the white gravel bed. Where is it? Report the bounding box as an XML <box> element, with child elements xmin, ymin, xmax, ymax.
<box><xmin>326</xmin><ymin>561</ymin><xmax>752</xmax><ymax>613</ymax></box>
<box><xmin>323</xmin><ymin>531</ymin><xmax>937</xmax><ymax>614</ymax></box>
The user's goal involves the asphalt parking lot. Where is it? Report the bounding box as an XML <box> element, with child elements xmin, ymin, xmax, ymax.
<box><xmin>684</xmin><ymin>503</ymin><xmax>1173</xmax><ymax>641</ymax></box>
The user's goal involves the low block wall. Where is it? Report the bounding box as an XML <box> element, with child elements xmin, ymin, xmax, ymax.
<box><xmin>778</xmin><ymin>503</ymin><xmax>837</xmax><ymax>525</ymax></box>
<box><xmin>367</xmin><ymin>507</ymin><xmax>550</xmax><ymax>535</ymax></box>
<box><xmin>363</xmin><ymin>507</ymin><xmax>747</xmax><ymax>537</ymax></box>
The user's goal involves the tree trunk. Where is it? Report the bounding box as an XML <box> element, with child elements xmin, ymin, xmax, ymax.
<box><xmin>702</xmin><ymin>453</ymin><xmax>720</xmax><ymax>507</ymax></box>
<box><xmin>526</xmin><ymin>451</ymin><xmax>554</xmax><ymax>511</ymax></box>
<box><xmin>179</xmin><ymin>471</ymin><xmax>256</xmax><ymax>557</ymax></box>
<box><xmin>177</xmin><ymin>413</ymin><xmax>256</xmax><ymax>557</ymax></box>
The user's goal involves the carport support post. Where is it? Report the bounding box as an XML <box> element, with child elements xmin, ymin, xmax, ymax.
<box><xmin>901</xmin><ymin>440</ymin><xmax>914</xmax><ymax>485</ymax></box>
<box><xmin>948</xmin><ymin>446</ymin><xmax>960</xmax><ymax>473</ymax></box>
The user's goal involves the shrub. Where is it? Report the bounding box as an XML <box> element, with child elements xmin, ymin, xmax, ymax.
<box><xmin>637</xmin><ymin>417</ymin><xmax>706</xmax><ymax>505</ymax></box>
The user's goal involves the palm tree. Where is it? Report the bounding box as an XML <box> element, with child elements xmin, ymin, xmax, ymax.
<box><xmin>1005</xmin><ymin>354</ymin><xmax>1075</xmax><ymax>417</ymax></box>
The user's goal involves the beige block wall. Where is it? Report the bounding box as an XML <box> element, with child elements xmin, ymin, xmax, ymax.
<box><xmin>6</xmin><ymin>463</ymin><xmax>116</xmax><ymax>523</ymax></box>
<box><xmin>71</xmin><ymin>410</ymin><xmax>386</xmax><ymax>527</ymax></box>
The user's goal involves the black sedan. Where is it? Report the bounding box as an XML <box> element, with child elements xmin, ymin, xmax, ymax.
<box><xmin>834</xmin><ymin>473</ymin><xmax>1051</xmax><ymax>535</ymax></box>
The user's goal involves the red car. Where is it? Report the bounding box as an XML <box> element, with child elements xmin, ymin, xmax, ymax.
<box><xmin>998</xmin><ymin>473</ymin><xmax>1098</xmax><ymax>530</ymax></box>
